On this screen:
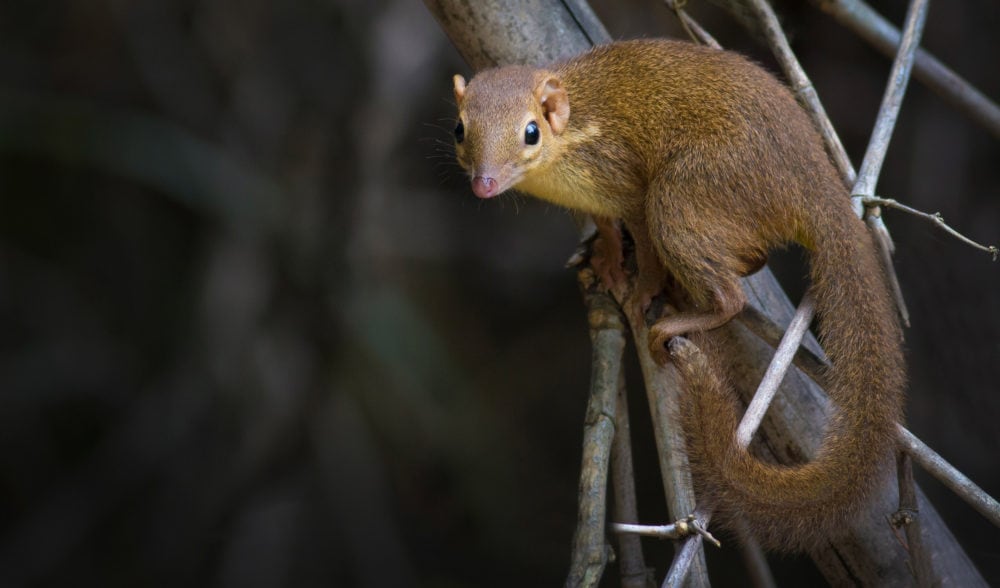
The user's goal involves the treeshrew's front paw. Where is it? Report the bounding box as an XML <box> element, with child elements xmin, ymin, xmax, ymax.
<box><xmin>590</xmin><ymin>218</ymin><xmax>628</xmax><ymax>295</ymax></box>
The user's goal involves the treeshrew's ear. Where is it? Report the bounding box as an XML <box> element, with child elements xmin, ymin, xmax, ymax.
<box><xmin>535</xmin><ymin>74</ymin><xmax>569</xmax><ymax>135</ymax></box>
<box><xmin>453</xmin><ymin>74</ymin><xmax>467</xmax><ymax>104</ymax></box>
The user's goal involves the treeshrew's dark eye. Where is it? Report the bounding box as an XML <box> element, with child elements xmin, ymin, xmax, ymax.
<box><xmin>454</xmin><ymin>120</ymin><xmax>465</xmax><ymax>143</ymax></box>
<box><xmin>525</xmin><ymin>121</ymin><xmax>540</xmax><ymax>145</ymax></box>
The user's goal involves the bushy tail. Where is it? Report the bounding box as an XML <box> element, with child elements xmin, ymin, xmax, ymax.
<box><xmin>676</xmin><ymin>211</ymin><xmax>905</xmax><ymax>552</ymax></box>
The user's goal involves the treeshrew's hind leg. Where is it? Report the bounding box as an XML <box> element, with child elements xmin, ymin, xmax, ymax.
<box><xmin>641</xmin><ymin>178</ymin><xmax>752</xmax><ymax>364</ymax></box>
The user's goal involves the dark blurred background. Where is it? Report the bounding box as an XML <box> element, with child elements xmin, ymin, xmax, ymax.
<box><xmin>0</xmin><ymin>0</ymin><xmax>997</xmax><ymax>586</ymax></box>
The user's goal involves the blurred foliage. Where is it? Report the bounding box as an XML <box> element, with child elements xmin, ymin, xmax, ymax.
<box><xmin>0</xmin><ymin>0</ymin><xmax>997</xmax><ymax>586</ymax></box>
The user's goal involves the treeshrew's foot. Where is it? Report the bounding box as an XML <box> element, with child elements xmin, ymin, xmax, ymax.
<box><xmin>648</xmin><ymin>318</ymin><xmax>679</xmax><ymax>365</ymax></box>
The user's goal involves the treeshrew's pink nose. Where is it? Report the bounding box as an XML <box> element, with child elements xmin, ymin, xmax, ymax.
<box><xmin>471</xmin><ymin>176</ymin><xmax>499</xmax><ymax>199</ymax></box>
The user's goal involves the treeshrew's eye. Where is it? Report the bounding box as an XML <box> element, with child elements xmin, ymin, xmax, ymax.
<box><xmin>454</xmin><ymin>120</ymin><xmax>465</xmax><ymax>143</ymax></box>
<box><xmin>525</xmin><ymin>121</ymin><xmax>540</xmax><ymax>145</ymax></box>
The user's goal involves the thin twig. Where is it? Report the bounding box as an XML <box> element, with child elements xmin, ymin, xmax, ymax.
<box><xmin>736</xmin><ymin>305</ymin><xmax>830</xmax><ymax>385</ymax></box>
<box><xmin>847</xmin><ymin>0</ymin><xmax>927</xmax><ymax>276</ymax></box>
<box><xmin>736</xmin><ymin>293</ymin><xmax>817</xmax><ymax>448</ymax></box>
<box><xmin>810</xmin><ymin>0</ymin><xmax>997</xmax><ymax>317</ymax></box>
<box><xmin>897</xmin><ymin>425</ymin><xmax>1000</xmax><ymax>528</ymax></box>
<box><xmin>612</xmin><ymin>522</ymin><xmax>687</xmax><ymax>539</ymax></box>
<box><xmin>611</xmin><ymin>518</ymin><xmax>720</xmax><ymax>547</ymax></box>
<box><xmin>867</xmin><ymin>213</ymin><xmax>911</xmax><ymax>327</ymax></box>
<box><xmin>741</xmin><ymin>0</ymin><xmax>856</xmax><ymax>185</ymax></box>
<box><xmin>610</xmin><ymin>372</ymin><xmax>653</xmax><ymax>588</ymax></box>
<box><xmin>862</xmin><ymin>196</ymin><xmax>999</xmax><ymax>260</ymax></box>
<box><xmin>811</xmin><ymin>0</ymin><xmax>1000</xmax><ymax>140</ymax></box>
<box><xmin>852</xmin><ymin>0</ymin><xmax>929</xmax><ymax>200</ymax></box>
<box><xmin>662</xmin><ymin>0</ymin><xmax>721</xmax><ymax>48</ymax></box>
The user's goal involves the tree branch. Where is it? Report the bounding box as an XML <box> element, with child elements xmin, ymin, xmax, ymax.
<box><xmin>897</xmin><ymin>426</ymin><xmax>1000</xmax><ymax>528</ymax></box>
<box><xmin>736</xmin><ymin>293</ymin><xmax>816</xmax><ymax>448</ymax></box>
<box><xmin>851</xmin><ymin>0</ymin><xmax>929</xmax><ymax>200</ymax></box>
<box><xmin>610</xmin><ymin>362</ymin><xmax>653</xmax><ymax>588</ymax></box>
<box><xmin>662</xmin><ymin>0</ymin><xmax>721</xmax><ymax>48</ymax></box>
<box><xmin>811</xmin><ymin>0</ymin><xmax>1000</xmax><ymax>140</ymax></box>
<box><xmin>565</xmin><ymin>283</ymin><xmax>624</xmax><ymax>587</ymax></box>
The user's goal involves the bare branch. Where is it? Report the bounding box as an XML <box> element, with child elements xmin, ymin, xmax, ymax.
<box><xmin>612</xmin><ymin>522</ymin><xmax>686</xmax><ymax>539</ymax></box>
<box><xmin>852</xmin><ymin>0</ymin><xmax>929</xmax><ymax>200</ymax></box>
<box><xmin>736</xmin><ymin>305</ymin><xmax>830</xmax><ymax>384</ymax></box>
<box><xmin>628</xmin><ymin>321</ymin><xmax>711</xmax><ymax>587</ymax></box>
<box><xmin>848</xmin><ymin>0</ymin><xmax>927</xmax><ymax>277</ymax></box>
<box><xmin>740</xmin><ymin>0</ymin><xmax>856</xmax><ymax>186</ymax></box>
<box><xmin>662</xmin><ymin>0</ymin><xmax>722</xmax><ymax>48</ymax></box>
<box><xmin>610</xmin><ymin>370</ymin><xmax>653</xmax><ymax>588</ymax></box>
<box><xmin>851</xmin><ymin>0</ymin><xmax>927</xmax><ymax>326</ymax></box>
<box><xmin>897</xmin><ymin>425</ymin><xmax>1000</xmax><ymax>529</ymax></box>
<box><xmin>736</xmin><ymin>293</ymin><xmax>817</xmax><ymax>448</ymax></box>
<box><xmin>863</xmin><ymin>196</ymin><xmax>999</xmax><ymax>260</ymax></box>
<box><xmin>812</xmin><ymin>0</ymin><xmax>1000</xmax><ymax>140</ymax></box>
<box><xmin>566</xmin><ymin>284</ymin><xmax>627</xmax><ymax>587</ymax></box>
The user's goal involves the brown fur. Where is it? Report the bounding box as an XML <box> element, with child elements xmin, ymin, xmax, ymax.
<box><xmin>452</xmin><ymin>39</ymin><xmax>905</xmax><ymax>551</ymax></box>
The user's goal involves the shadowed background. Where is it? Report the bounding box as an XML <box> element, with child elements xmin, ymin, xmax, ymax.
<box><xmin>0</xmin><ymin>0</ymin><xmax>997</xmax><ymax>586</ymax></box>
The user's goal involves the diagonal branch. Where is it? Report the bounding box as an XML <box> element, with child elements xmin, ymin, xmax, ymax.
<box><xmin>897</xmin><ymin>425</ymin><xmax>1000</xmax><ymax>528</ymax></box>
<box><xmin>739</xmin><ymin>0</ymin><xmax>856</xmax><ymax>186</ymax></box>
<box><xmin>627</xmin><ymin>319</ymin><xmax>712</xmax><ymax>588</ymax></box>
<box><xmin>852</xmin><ymin>0</ymin><xmax>930</xmax><ymax>199</ymax></box>
<box><xmin>610</xmin><ymin>377</ymin><xmax>654</xmax><ymax>588</ymax></box>
<box><xmin>663</xmin><ymin>509</ymin><xmax>711</xmax><ymax>588</ymax></box>
<box><xmin>735</xmin><ymin>293</ymin><xmax>817</xmax><ymax>447</ymax></box>
<box><xmin>811</xmin><ymin>0</ymin><xmax>1000</xmax><ymax>140</ymax></box>
<box><xmin>662</xmin><ymin>0</ymin><xmax>721</xmax><ymax>48</ymax></box>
